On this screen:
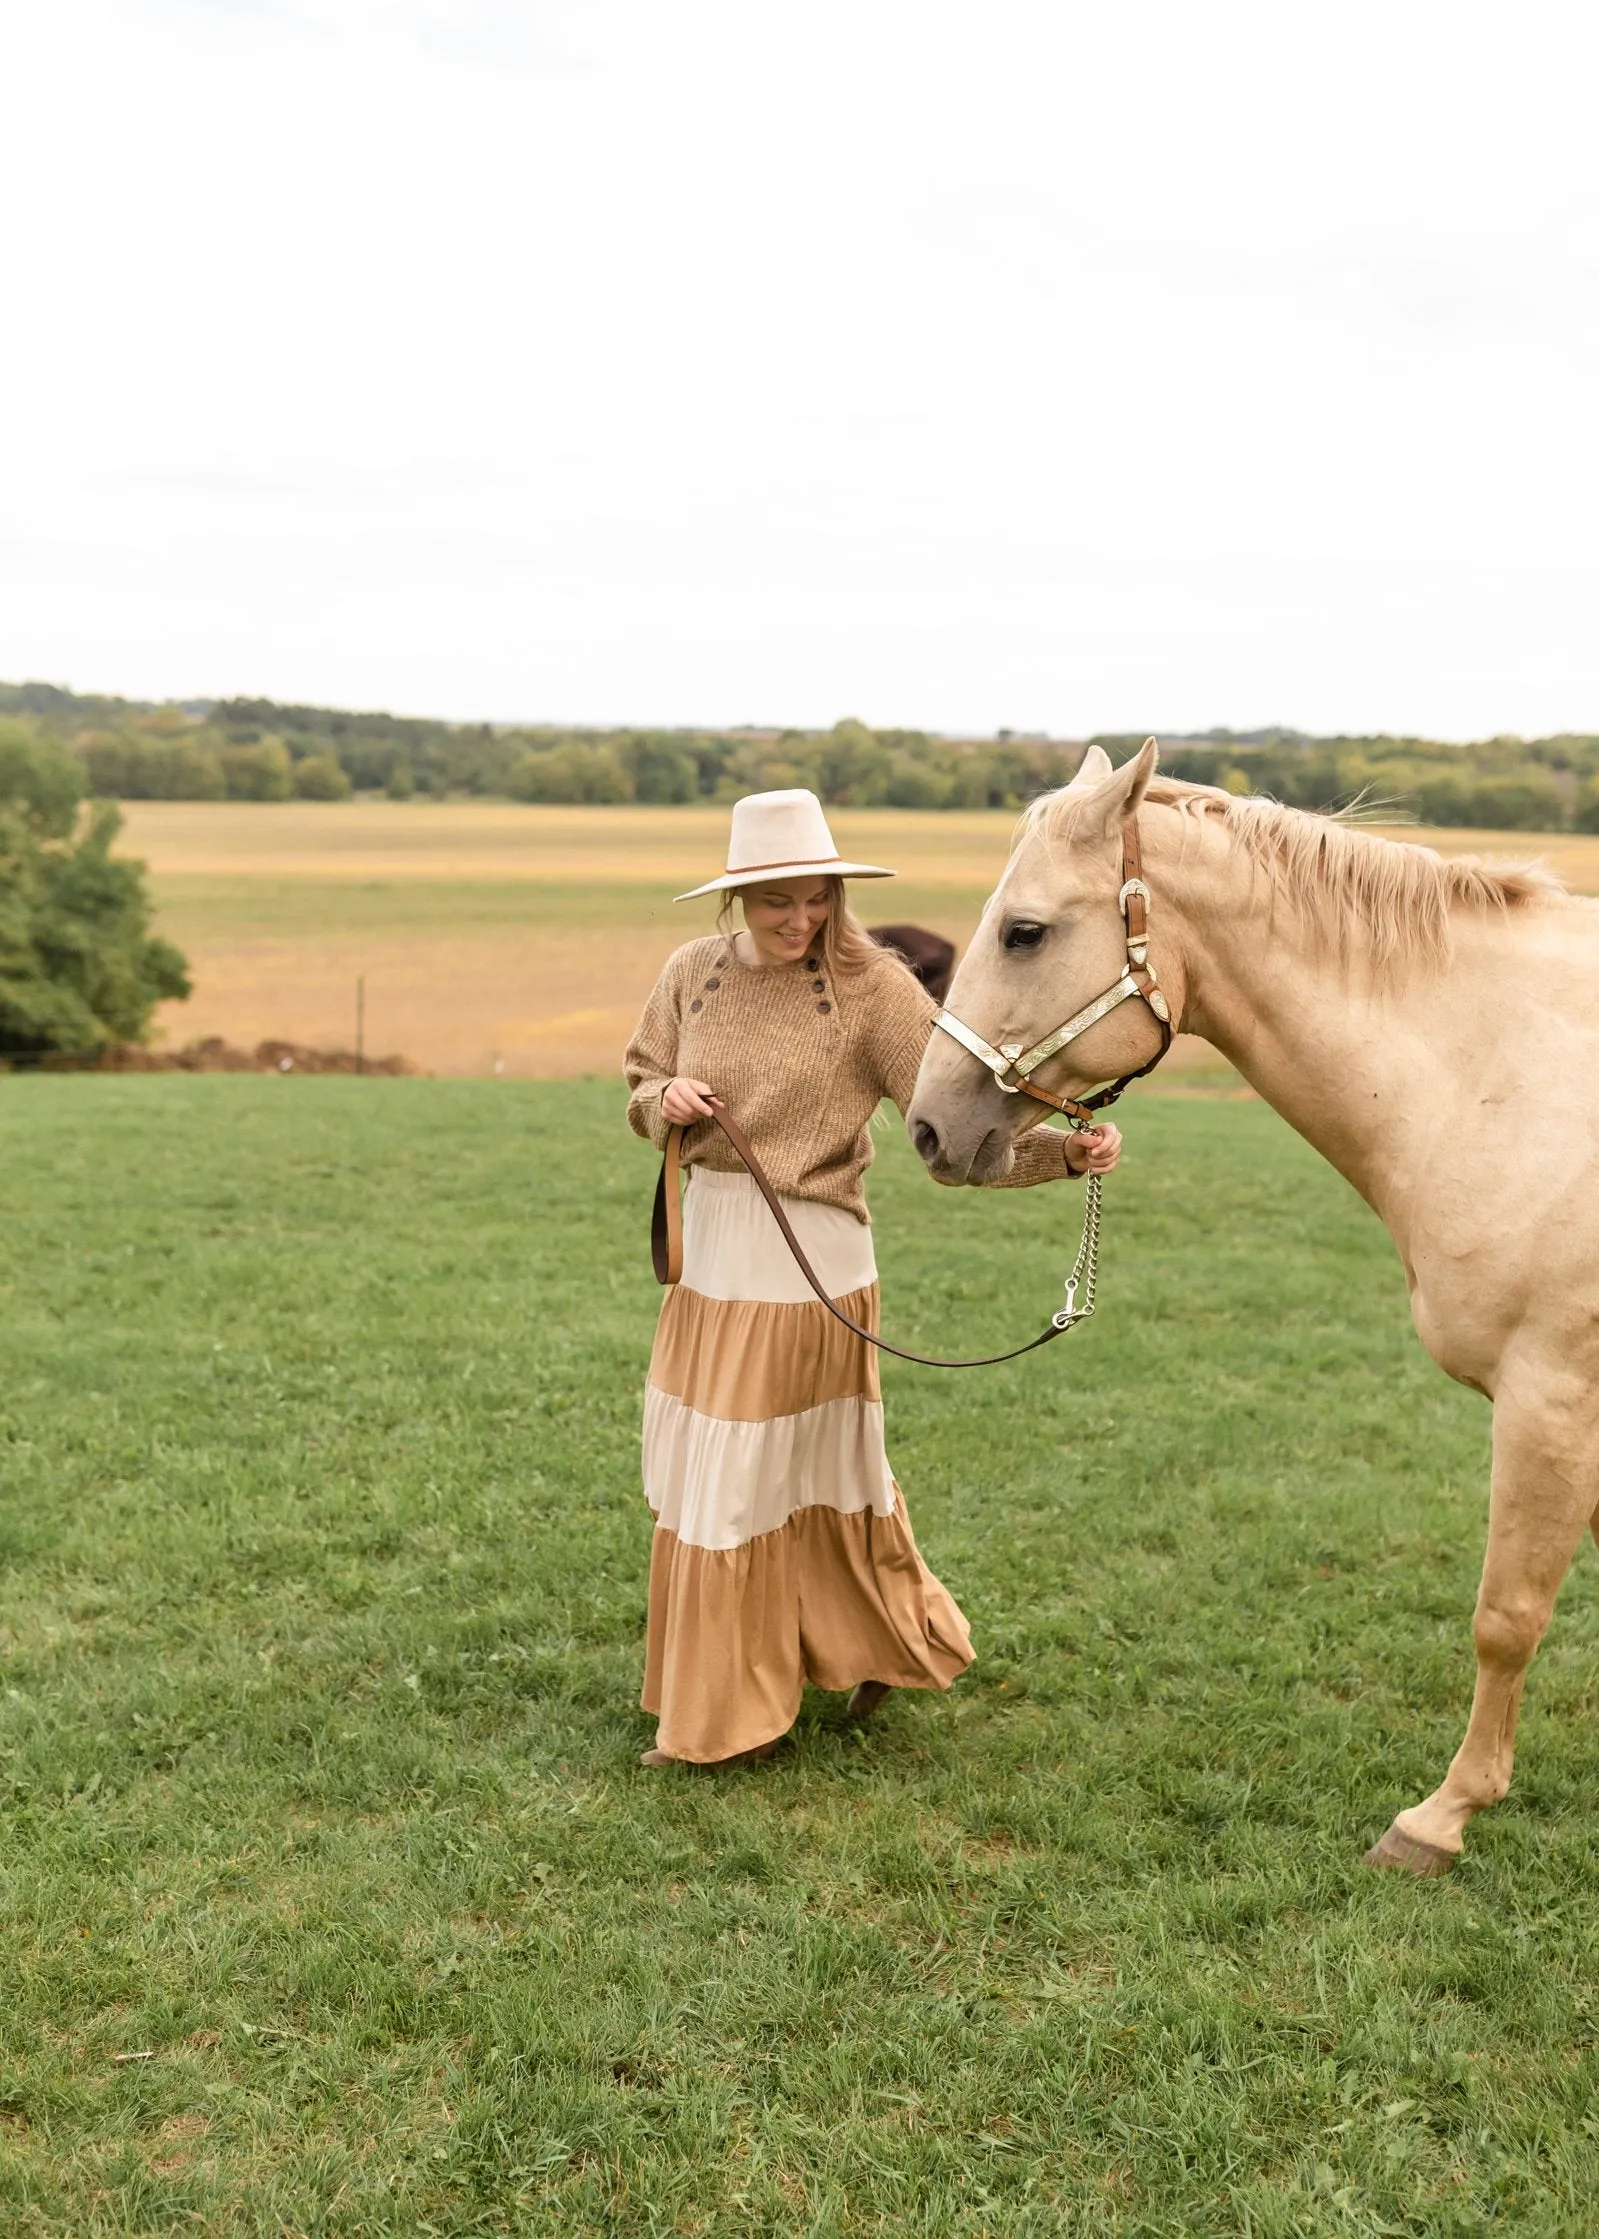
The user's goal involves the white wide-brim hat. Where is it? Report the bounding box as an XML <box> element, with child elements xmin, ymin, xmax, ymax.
<box><xmin>675</xmin><ymin>788</ymin><xmax>895</xmax><ymax>900</ymax></box>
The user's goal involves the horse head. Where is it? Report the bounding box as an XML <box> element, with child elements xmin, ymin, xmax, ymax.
<box><xmin>907</xmin><ymin>737</ymin><xmax>1176</xmax><ymax>1183</ymax></box>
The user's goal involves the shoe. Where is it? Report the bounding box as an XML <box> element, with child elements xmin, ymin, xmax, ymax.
<box><xmin>638</xmin><ymin>1738</ymin><xmax>780</xmax><ymax>1770</ymax></box>
<box><xmin>847</xmin><ymin>1681</ymin><xmax>893</xmax><ymax>1721</ymax></box>
<box><xmin>714</xmin><ymin>1739</ymin><xmax>780</xmax><ymax>1768</ymax></box>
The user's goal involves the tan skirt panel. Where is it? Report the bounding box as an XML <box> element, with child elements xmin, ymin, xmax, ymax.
<box><xmin>641</xmin><ymin>1495</ymin><xmax>974</xmax><ymax>1763</ymax></box>
<box><xmin>648</xmin><ymin>1281</ymin><xmax>883</xmax><ymax>1422</ymax></box>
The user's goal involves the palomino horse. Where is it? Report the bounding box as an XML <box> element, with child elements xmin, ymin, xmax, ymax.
<box><xmin>907</xmin><ymin>738</ymin><xmax>1599</xmax><ymax>1875</ymax></box>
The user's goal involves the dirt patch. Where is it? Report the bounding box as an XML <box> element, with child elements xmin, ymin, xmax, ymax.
<box><xmin>43</xmin><ymin>1038</ymin><xmax>419</xmax><ymax>1076</ymax></box>
<box><xmin>157</xmin><ymin>2113</ymin><xmax>212</xmax><ymax>2142</ymax></box>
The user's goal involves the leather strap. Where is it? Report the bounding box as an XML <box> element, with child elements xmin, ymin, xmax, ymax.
<box><xmin>1121</xmin><ymin>813</ymin><xmax>1150</xmax><ymax>946</ymax></box>
<box><xmin>652</xmin><ymin>1106</ymin><xmax>1082</xmax><ymax>1369</ymax></box>
<box><xmin>649</xmin><ymin>1121</ymin><xmax>683</xmax><ymax>1284</ymax></box>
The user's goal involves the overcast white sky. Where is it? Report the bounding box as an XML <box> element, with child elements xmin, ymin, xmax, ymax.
<box><xmin>1</xmin><ymin>0</ymin><xmax>1594</xmax><ymax>738</ymax></box>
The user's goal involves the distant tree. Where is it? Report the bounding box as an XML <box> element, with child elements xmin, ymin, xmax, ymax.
<box><xmin>1460</xmin><ymin>779</ymin><xmax>1567</xmax><ymax>832</ymax></box>
<box><xmin>221</xmin><ymin>740</ymin><xmax>294</xmax><ymax>802</ymax></box>
<box><xmin>1160</xmin><ymin>747</ymin><xmax>1230</xmax><ymax>788</ymax></box>
<box><xmin>508</xmin><ymin>746</ymin><xmax>632</xmax><ymax>804</ymax></box>
<box><xmin>884</xmin><ymin>755</ymin><xmax>953</xmax><ymax>809</ymax></box>
<box><xmin>0</xmin><ymin>723</ymin><xmax>190</xmax><ymax>1060</ymax></box>
<box><xmin>0</xmin><ymin>722</ymin><xmax>82</xmax><ymax>831</ymax></box>
<box><xmin>133</xmin><ymin>707</ymin><xmax>192</xmax><ymax>738</ymax></box>
<box><xmin>1536</xmin><ymin>735</ymin><xmax>1599</xmax><ymax>778</ymax></box>
<box><xmin>816</xmin><ymin>720</ymin><xmax>891</xmax><ymax>806</ymax></box>
<box><xmin>292</xmin><ymin>754</ymin><xmax>353</xmax><ymax>801</ymax></box>
<box><xmin>622</xmin><ymin>733</ymin><xmax>698</xmax><ymax>805</ymax></box>
<box><xmin>687</xmin><ymin>735</ymin><xmax>732</xmax><ymax>797</ymax></box>
<box><xmin>1413</xmin><ymin>773</ymin><xmax>1475</xmax><ymax>826</ymax></box>
<box><xmin>946</xmin><ymin>754</ymin><xmax>999</xmax><ymax>809</ymax></box>
<box><xmin>75</xmin><ymin>730</ymin><xmax>225</xmax><ymax>800</ymax></box>
<box><xmin>716</xmin><ymin>741</ymin><xmax>819</xmax><ymax>799</ymax></box>
<box><xmin>1460</xmin><ymin>772</ymin><xmax>1566</xmax><ymax>830</ymax></box>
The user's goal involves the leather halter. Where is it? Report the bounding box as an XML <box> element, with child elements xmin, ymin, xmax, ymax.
<box><xmin>933</xmin><ymin>811</ymin><xmax>1173</xmax><ymax>1123</ymax></box>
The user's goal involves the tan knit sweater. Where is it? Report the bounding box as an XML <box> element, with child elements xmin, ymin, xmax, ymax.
<box><xmin>624</xmin><ymin>934</ymin><xmax>1078</xmax><ymax>1222</ymax></box>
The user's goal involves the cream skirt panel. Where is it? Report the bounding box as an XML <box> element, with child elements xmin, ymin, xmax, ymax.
<box><xmin>677</xmin><ymin>1166</ymin><xmax>877</xmax><ymax>1303</ymax></box>
<box><xmin>643</xmin><ymin>1385</ymin><xmax>894</xmax><ymax>1552</ymax></box>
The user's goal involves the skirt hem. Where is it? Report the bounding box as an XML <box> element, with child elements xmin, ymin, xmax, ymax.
<box><xmin>641</xmin><ymin>1496</ymin><xmax>973</xmax><ymax>1764</ymax></box>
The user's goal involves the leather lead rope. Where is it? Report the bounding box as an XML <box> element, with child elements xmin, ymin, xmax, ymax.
<box><xmin>651</xmin><ymin>1104</ymin><xmax>1098</xmax><ymax>1370</ymax></box>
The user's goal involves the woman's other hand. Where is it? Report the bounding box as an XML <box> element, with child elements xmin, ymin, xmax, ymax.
<box><xmin>662</xmin><ymin>1076</ymin><xmax>721</xmax><ymax>1124</ymax></box>
<box><xmin>1063</xmin><ymin>1122</ymin><xmax>1122</xmax><ymax>1176</ymax></box>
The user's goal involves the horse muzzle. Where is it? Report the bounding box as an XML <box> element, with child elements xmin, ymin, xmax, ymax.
<box><xmin>906</xmin><ymin>1082</ymin><xmax>1019</xmax><ymax>1186</ymax></box>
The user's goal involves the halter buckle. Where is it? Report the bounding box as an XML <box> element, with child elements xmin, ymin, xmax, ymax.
<box><xmin>1118</xmin><ymin>877</ymin><xmax>1151</xmax><ymax>917</ymax></box>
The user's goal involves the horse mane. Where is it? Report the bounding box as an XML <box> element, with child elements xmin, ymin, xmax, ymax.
<box><xmin>1020</xmin><ymin>774</ymin><xmax>1565</xmax><ymax>976</ymax></box>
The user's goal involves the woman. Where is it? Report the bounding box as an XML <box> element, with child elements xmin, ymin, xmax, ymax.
<box><xmin>624</xmin><ymin>788</ymin><xmax>1122</xmax><ymax>1767</ymax></box>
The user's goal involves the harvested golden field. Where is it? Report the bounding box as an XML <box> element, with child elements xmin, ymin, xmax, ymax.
<box><xmin>119</xmin><ymin>802</ymin><xmax>1028</xmax><ymax>1077</ymax></box>
<box><xmin>118</xmin><ymin>801</ymin><xmax>1599</xmax><ymax>1078</ymax></box>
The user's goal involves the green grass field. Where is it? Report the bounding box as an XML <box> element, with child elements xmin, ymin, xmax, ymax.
<box><xmin>2</xmin><ymin>1080</ymin><xmax>1597</xmax><ymax>2236</ymax></box>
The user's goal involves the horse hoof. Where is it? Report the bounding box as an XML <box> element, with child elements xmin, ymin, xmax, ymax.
<box><xmin>1362</xmin><ymin>1821</ymin><xmax>1459</xmax><ymax>1877</ymax></box>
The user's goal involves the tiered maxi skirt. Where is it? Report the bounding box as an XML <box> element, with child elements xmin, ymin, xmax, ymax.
<box><xmin>641</xmin><ymin>1166</ymin><xmax>974</xmax><ymax>1762</ymax></box>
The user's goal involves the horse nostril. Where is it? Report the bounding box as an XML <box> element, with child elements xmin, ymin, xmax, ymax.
<box><xmin>912</xmin><ymin>1118</ymin><xmax>941</xmax><ymax>1164</ymax></box>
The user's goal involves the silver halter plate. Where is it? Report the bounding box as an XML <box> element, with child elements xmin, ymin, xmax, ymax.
<box><xmin>935</xmin><ymin>966</ymin><xmax>1159</xmax><ymax>1099</ymax></box>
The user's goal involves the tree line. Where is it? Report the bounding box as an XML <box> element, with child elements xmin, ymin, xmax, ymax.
<box><xmin>3</xmin><ymin>683</ymin><xmax>1598</xmax><ymax>831</ymax></box>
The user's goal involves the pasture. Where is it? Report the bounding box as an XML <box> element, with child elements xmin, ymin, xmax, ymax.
<box><xmin>117</xmin><ymin>802</ymin><xmax>1599</xmax><ymax>1079</ymax></box>
<box><xmin>2</xmin><ymin>1076</ymin><xmax>1597</xmax><ymax>2235</ymax></box>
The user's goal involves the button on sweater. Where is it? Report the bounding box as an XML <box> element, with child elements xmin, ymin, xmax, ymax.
<box><xmin>624</xmin><ymin>934</ymin><xmax>1078</xmax><ymax>1223</ymax></box>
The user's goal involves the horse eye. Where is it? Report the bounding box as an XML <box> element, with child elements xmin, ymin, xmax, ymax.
<box><xmin>1003</xmin><ymin>921</ymin><xmax>1047</xmax><ymax>952</ymax></box>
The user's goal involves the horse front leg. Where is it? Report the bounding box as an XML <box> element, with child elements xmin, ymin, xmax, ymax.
<box><xmin>1366</xmin><ymin>1379</ymin><xmax>1598</xmax><ymax>1876</ymax></box>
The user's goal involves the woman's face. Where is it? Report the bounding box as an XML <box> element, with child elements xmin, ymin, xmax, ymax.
<box><xmin>740</xmin><ymin>879</ymin><xmax>831</xmax><ymax>966</ymax></box>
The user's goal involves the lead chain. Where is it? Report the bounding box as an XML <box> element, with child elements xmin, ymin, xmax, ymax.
<box><xmin>1052</xmin><ymin>1169</ymin><xmax>1103</xmax><ymax>1331</ymax></box>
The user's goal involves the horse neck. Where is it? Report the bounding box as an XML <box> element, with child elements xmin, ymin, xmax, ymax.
<box><xmin>1149</xmin><ymin>809</ymin><xmax>1428</xmax><ymax>1210</ymax></box>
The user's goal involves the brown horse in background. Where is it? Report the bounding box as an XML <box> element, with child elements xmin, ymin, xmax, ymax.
<box><xmin>869</xmin><ymin>923</ymin><xmax>956</xmax><ymax>1003</ymax></box>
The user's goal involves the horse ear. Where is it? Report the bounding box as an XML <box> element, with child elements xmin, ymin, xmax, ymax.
<box><xmin>1081</xmin><ymin>736</ymin><xmax>1159</xmax><ymax>835</ymax></box>
<box><xmin>1123</xmin><ymin>735</ymin><xmax>1160</xmax><ymax>807</ymax></box>
<box><xmin>1067</xmin><ymin>742</ymin><xmax>1115</xmax><ymax>790</ymax></box>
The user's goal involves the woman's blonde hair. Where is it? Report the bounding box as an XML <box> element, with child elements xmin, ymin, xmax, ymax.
<box><xmin>717</xmin><ymin>875</ymin><xmax>894</xmax><ymax>1002</ymax></box>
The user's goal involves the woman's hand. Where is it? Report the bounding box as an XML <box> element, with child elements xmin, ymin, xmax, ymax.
<box><xmin>1063</xmin><ymin>1122</ymin><xmax>1123</xmax><ymax>1176</ymax></box>
<box><xmin>661</xmin><ymin>1076</ymin><xmax>721</xmax><ymax>1125</ymax></box>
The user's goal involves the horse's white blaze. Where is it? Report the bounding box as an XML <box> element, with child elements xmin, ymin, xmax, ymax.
<box><xmin>907</xmin><ymin>742</ymin><xmax>1599</xmax><ymax>1870</ymax></box>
